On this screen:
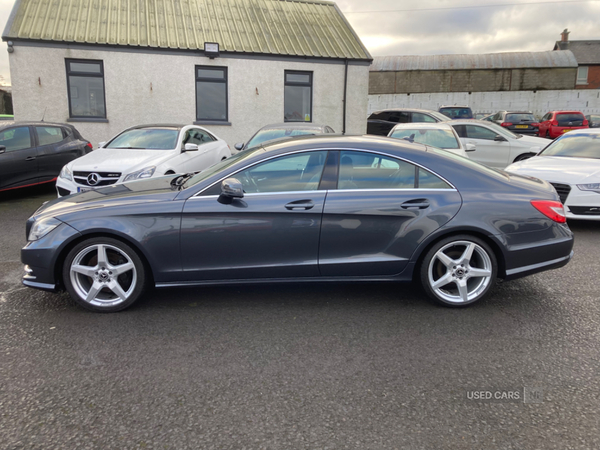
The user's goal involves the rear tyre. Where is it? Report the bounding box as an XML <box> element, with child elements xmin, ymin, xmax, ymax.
<box><xmin>63</xmin><ymin>237</ymin><xmax>147</xmax><ymax>312</ymax></box>
<box><xmin>420</xmin><ymin>235</ymin><xmax>497</xmax><ymax>307</ymax></box>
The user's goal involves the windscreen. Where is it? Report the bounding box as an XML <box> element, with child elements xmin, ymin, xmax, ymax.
<box><xmin>107</xmin><ymin>128</ymin><xmax>179</xmax><ymax>150</ymax></box>
<box><xmin>506</xmin><ymin>113</ymin><xmax>536</xmax><ymax>122</ymax></box>
<box><xmin>390</xmin><ymin>128</ymin><xmax>460</xmax><ymax>149</ymax></box>
<box><xmin>538</xmin><ymin>134</ymin><xmax>600</xmax><ymax>159</ymax></box>
<box><xmin>246</xmin><ymin>128</ymin><xmax>319</xmax><ymax>149</ymax></box>
<box><xmin>439</xmin><ymin>107</ymin><xmax>473</xmax><ymax>119</ymax></box>
<box><xmin>556</xmin><ymin>113</ymin><xmax>585</xmax><ymax>126</ymax></box>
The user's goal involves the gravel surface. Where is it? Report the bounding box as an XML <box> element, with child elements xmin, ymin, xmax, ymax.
<box><xmin>1</xmin><ymin>184</ymin><xmax>599</xmax><ymax>450</ymax></box>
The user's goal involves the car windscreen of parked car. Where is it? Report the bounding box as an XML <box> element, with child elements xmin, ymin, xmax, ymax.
<box><xmin>539</xmin><ymin>134</ymin><xmax>600</xmax><ymax>159</ymax></box>
<box><xmin>107</xmin><ymin>128</ymin><xmax>179</xmax><ymax>150</ymax></box>
<box><xmin>506</xmin><ymin>113</ymin><xmax>536</xmax><ymax>123</ymax></box>
<box><xmin>556</xmin><ymin>113</ymin><xmax>585</xmax><ymax>126</ymax></box>
<box><xmin>246</xmin><ymin>128</ymin><xmax>318</xmax><ymax>149</ymax></box>
<box><xmin>439</xmin><ymin>107</ymin><xmax>473</xmax><ymax>119</ymax></box>
<box><xmin>389</xmin><ymin>128</ymin><xmax>460</xmax><ymax>149</ymax></box>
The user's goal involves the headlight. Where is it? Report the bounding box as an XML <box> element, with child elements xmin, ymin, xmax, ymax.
<box><xmin>123</xmin><ymin>166</ymin><xmax>156</xmax><ymax>182</ymax></box>
<box><xmin>577</xmin><ymin>183</ymin><xmax>600</xmax><ymax>193</ymax></box>
<box><xmin>28</xmin><ymin>217</ymin><xmax>62</xmax><ymax>241</ymax></box>
<box><xmin>59</xmin><ymin>165</ymin><xmax>73</xmax><ymax>181</ymax></box>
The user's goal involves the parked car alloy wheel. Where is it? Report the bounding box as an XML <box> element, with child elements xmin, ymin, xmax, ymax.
<box><xmin>63</xmin><ymin>237</ymin><xmax>146</xmax><ymax>312</ymax></box>
<box><xmin>421</xmin><ymin>235</ymin><xmax>497</xmax><ymax>306</ymax></box>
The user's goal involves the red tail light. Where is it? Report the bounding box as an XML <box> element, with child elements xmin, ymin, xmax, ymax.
<box><xmin>86</xmin><ymin>142</ymin><xmax>93</xmax><ymax>148</ymax></box>
<box><xmin>531</xmin><ymin>122</ymin><xmax>540</xmax><ymax>127</ymax></box>
<box><xmin>551</xmin><ymin>120</ymin><xmax>558</xmax><ymax>126</ymax></box>
<box><xmin>531</xmin><ymin>200</ymin><xmax>567</xmax><ymax>223</ymax></box>
<box><xmin>501</xmin><ymin>122</ymin><xmax>512</xmax><ymax>127</ymax></box>
<box><xmin>583</xmin><ymin>119</ymin><xmax>589</xmax><ymax>126</ymax></box>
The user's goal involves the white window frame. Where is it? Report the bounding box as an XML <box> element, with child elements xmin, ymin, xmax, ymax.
<box><xmin>576</xmin><ymin>66</ymin><xmax>588</xmax><ymax>85</ymax></box>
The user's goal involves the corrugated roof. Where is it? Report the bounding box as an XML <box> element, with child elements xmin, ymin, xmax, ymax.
<box><xmin>555</xmin><ymin>41</ymin><xmax>600</xmax><ymax>64</ymax></box>
<box><xmin>370</xmin><ymin>51</ymin><xmax>578</xmax><ymax>72</ymax></box>
<box><xmin>2</xmin><ymin>0</ymin><xmax>371</xmax><ymax>61</ymax></box>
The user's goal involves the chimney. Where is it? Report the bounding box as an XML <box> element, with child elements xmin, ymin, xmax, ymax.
<box><xmin>561</xmin><ymin>28</ymin><xmax>570</xmax><ymax>43</ymax></box>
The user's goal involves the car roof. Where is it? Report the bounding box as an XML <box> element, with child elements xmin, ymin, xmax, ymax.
<box><xmin>439</xmin><ymin>105</ymin><xmax>471</xmax><ymax>109</ymax></box>
<box><xmin>370</xmin><ymin>108</ymin><xmax>440</xmax><ymax>114</ymax></box>
<box><xmin>549</xmin><ymin>111</ymin><xmax>585</xmax><ymax>114</ymax></box>
<box><xmin>390</xmin><ymin>122</ymin><xmax>454</xmax><ymax>131</ymax></box>
<box><xmin>445</xmin><ymin>119</ymin><xmax>494</xmax><ymax>125</ymax></box>
<box><xmin>124</xmin><ymin>124</ymin><xmax>184</xmax><ymax>131</ymax></box>
<box><xmin>0</xmin><ymin>121</ymin><xmax>74</xmax><ymax>130</ymax></box>
<box><xmin>258</xmin><ymin>122</ymin><xmax>329</xmax><ymax>131</ymax></box>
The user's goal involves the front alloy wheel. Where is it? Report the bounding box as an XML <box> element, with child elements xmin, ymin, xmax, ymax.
<box><xmin>421</xmin><ymin>235</ymin><xmax>497</xmax><ymax>307</ymax></box>
<box><xmin>63</xmin><ymin>238</ymin><xmax>146</xmax><ymax>312</ymax></box>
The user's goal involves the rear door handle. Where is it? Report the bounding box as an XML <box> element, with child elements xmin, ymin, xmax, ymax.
<box><xmin>401</xmin><ymin>199</ymin><xmax>430</xmax><ymax>209</ymax></box>
<box><xmin>25</xmin><ymin>156</ymin><xmax>36</xmax><ymax>161</ymax></box>
<box><xmin>285</xmin><ymin>200</ymin><xmax>315</xmax><ymax>211</ymax></box>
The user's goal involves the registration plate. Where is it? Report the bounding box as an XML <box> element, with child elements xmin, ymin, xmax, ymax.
<box><xmin>562</xmin><ymin>129</ymin><xmax>570</xmax><ymax>133</ymax></box>
<box><xmin>515</xmin><ymin>125</ymin><xmax>528</xmax><ymax>129</ymax></box>
<box><xmin>77</xmin><ymin>187</ymin><xmax>95</xmax><ymax>193</ymax></box>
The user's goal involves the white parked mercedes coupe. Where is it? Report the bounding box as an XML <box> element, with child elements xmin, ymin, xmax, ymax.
<box><xmin>56</xmin><ymin>124</ymin><xmax>231</xmax><ymax>197</ymax></box>
<box><xmin>505</xmin><ymin>129</ymin><xmax>600</xmax><ymax>221</ymax></box>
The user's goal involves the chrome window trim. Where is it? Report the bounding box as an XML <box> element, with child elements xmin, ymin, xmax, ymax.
<box><xmin>193</xmin><ymin>147</ymin><xmax>457</xmax><ymax>197</ymax></box>
<box><xmin>189</xmin><ymin>190</ymin><xmax>328</xmax><ymax>200</ymax></box>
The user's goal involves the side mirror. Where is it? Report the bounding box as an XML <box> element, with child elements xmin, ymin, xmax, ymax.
<box><xmin>221</xmin><ymin>178</ymin><xmax>244</xmax><ymax>198</ymax></box>
<box><xmin>494</xmin><ymin>135</ymin><xmax>507</xmax><ymax>142</ymax></box>
<box><xmin>98</xmin><ymin>141</ymin><xmax>106</xmax><ymax>148</ymax></box>
<box><xmin>0</xmin><ymin>145</ymin><xmax>5</xmax><ymax>154</ymax></box>
<box><xmin>234</xmin><ymin>143</ymin><xmax>244</xmax><ymax>151</ymax></box>
<box><xmin>465</xmin><ymin>143</ymin><xmax>476</xmax><ymax>152</ymax></box>
<box><xmin>183</xmin><ymin>143</ymin><xmax>199</xmax><ymax>152</ymax></box>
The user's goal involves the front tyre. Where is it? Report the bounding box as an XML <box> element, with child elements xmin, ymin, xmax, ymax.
<box><xmin>63</xmin><ymin>237</ymin><xmax>147</xmax><ymax>312</ymax></box>
<box><xmin>420</xmin><ymin>235</ymin><xmax>497</xmax><ymax>307</ymax></box>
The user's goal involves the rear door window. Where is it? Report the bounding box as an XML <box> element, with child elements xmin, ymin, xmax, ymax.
<box><xmin>412</xmin><ymin>113</ymin><xmax>437</xmax><ymax>123</ymax></box>
<box><xmin>387</xmin><ymin>112</ymin><xmax>410</xmax><ymax>124</ymax></box>
<box><xmin>35</xmin><ymin>126</ymin><xmax>65</xmax><ymax>146</ymax></box>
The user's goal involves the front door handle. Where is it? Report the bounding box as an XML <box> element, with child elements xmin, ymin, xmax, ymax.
<box><xmin>401</xmin><ymin>199</ymin><xmax>430</xmax><ymax>209</ymax></box>
<box><xmin>25</xmin><ymin>156</ymin><xmax>36</xmax><ymax>161</ymax></box>
<box><xmin>285</xmin><ymin>200</ymin><xmax>315</xmax><ymax>211</ymax></box>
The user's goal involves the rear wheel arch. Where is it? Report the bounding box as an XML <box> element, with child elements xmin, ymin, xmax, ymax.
<box><xmin>411</xmin><ymin>229</ymin><xmax>507</xmax><ymax>281</ymax></box>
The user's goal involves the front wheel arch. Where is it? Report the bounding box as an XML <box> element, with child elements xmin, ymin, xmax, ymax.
<box><xmin>513</xmin><ymin>153</ymin><xmax>536</xmax><ymax>163</ymax></box>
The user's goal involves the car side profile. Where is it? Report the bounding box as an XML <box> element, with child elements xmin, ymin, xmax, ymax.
<box><xmin>56</xmin><ymin>124</ymin><xmax>231</xmax><ymax>197</ymax></box>
<box><xmin>0</xmin><ymin>121</ymin><xmax>91</xmax><ymax>192</ymax></box>
<box><xmin>450</xmin><ymin>119</ymin><xmax>549</xmax><ymax>168</ymax></box>
<box><xmin>538</xmin><ymin>111</ymin><xmax>588</xmax><ymax>139</ymax></box>
<box><xmin>387</xmin><ymin>122</ymin><xmax>474</xmax><ymax>158</ymax></box>
<box><xmin>22</xmin><ymin>135</ymin><xmax>573</xmax><ymax>312</ymax></box>
<box><xmin>367</xmin><ymin>109</ymin><xmax>449</xmax><ymax>136</ymax></box>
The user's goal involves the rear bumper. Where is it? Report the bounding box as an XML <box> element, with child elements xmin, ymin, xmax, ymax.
<box><xmin>549</xmin><ymin>126</ymin><xmax>587</xmax><ymax>138</ymax></box>
<box><xmin>501</xmin><ymin>226</ymin><xmax>574</xmax><ymax>281</ymax></box>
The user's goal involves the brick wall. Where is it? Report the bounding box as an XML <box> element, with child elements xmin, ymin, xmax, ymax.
<box><xmin>576</xmin><ymin>65</ymin><xmax>600</xmax><ymax>89</ymax></box>
<box><xmin>369</xmin><ymin>68</ymin><xmax>577</xmax><ymax>94</ymax></box>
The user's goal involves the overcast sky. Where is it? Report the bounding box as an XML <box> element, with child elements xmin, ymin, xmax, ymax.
<box><xmin>0</xmin><ymin>0</ymin><xmax>599</xmax><ymax>85</ymax></box>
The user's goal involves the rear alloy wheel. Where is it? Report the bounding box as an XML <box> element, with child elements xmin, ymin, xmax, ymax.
<box><xmin>420</xmin><ymin>235</ymin><xmax>497</xmax><ymax>307</ymax></box>
<box><xmin>63</xmin><ymin>237</ymin><xmax>146</xmax><ymax>312</ymax></box>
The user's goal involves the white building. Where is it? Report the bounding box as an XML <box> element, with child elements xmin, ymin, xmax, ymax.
<box><xmin>3</xmin><ymin>0</ymin><xmax>372</xmax><ymax>147</ymax></box>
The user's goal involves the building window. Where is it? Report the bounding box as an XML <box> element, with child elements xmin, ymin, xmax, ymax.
<box><xmin>577</xmin><ymin>66</ymin><xmax>588</xmax><ymax>84</ymax></box>
<box><xmin>284</xmin><ymin>71</ymin><xmax>312</xmax><ymax>122</ymax></box>
<box><xmin>65</xmin><ymin>59</ymin><xmax>106</xmax><ymax>118</ymax></box>
<box><xmin>196</xmin><ymin>66</ymin><xmax>228</xmax><ymax>122</ymax></box>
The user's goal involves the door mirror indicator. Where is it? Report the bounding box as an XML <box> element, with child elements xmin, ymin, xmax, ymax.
<box><xmin>183</xmin><ymin>143</ymin><xmax>199</xmax><ymax>152</ymax></box>
<box><xmin>220</xmin><ymin>178</ymin><xmax>244</xmax><ymax>199</ymax></box>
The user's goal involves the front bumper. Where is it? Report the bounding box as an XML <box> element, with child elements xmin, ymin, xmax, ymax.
<box><xmin>564</xmin><ymin>187</ymin><xmax>600</xmax><ymax>221</ymax></box>
<box><xmin>21</xmin><ymin>222</ymin><xmax>82</xmax><ymax>290</ymax></box>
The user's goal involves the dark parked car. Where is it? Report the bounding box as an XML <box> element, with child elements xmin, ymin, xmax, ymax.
<box><xmin>585</xmin><ymin>114</ymin><xmax>600</xmax><ymax>128</ymax></box>
<box><xmin>490</xmin><ymin>111</ymin><xmax>540</xmax><ymax>135</ymax></box>
<box><xmin>235</xmin><ymin>123</ymin><xmax>335</xmax><ymax>151</ymax></box>
<box><xmin>0</xmin><ymin>121</ymin><xmax>91</xmax><ymax>193</ymax></box>
<box><xmin>538</xmin><ymin>111</ymin><xmax>588</xmax><ymax>139</ymax></box>
<box><xmin>367</xmin><ymin>108</ymin><xmax>449</xmax><ymax>136</ymax></box>
<box><xmin>22</xmin><ymin>135</ymin><xmax>573</xmax><ymax>312</ymax></box>
<box><xmin>439</xmin><ymin>106</ymin><xmax>474</xmax><ymax>119</ymax></box>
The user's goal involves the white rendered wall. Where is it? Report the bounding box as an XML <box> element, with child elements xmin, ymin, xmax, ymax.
<box><xmin>368</xmin><ymin>90</ymin><xmax>600</xmax><ymax>118</ymax></box>
<box><xmin>9</xmin><ymin>44</ymin><xmax>369</xmax><ymax>147</ymax></box>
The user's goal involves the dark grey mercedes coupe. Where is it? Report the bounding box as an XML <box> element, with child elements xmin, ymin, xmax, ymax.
<box><xmin>21</xmin><ymin>135</ymin><xmax>574</xmax><ymax>312</ymax></box>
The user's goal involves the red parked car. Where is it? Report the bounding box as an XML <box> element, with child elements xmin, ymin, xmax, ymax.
<box><xmin>538</xmin><ymin>111</ymin><xmax>588</xmax><ymax>139</ymax></box>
